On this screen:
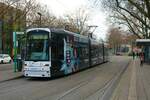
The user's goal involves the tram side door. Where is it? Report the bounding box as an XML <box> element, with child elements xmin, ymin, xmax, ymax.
<box><xmin>51</xmin><ymin>33</ymin><xmax>64</xmax><ymax>77</ymax></box>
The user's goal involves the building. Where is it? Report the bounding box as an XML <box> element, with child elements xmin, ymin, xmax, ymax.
<box><xmin>0</xmin><ymin>2</ymin><xmax>26</xmax><ymax>56</ymax></box>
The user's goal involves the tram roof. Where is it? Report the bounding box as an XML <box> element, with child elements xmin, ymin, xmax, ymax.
<box><xmin>50</xmin><ymin>28</ymin><xmax>88</xmax><ymax>39</ymax></box>
<box><xmin>26</xmin><ymin>28</ymin><xmax>88</xmax><ymax>39</ymax></box>
<box><xmin>26</xmin><ymin>28</ymin><xmax>102</xmax><ymax>43</ymax></box>
<box><xmin>26</xmin><ymin>28</ymin><xmax>51</xmax><ymax>33</ymax></box>
<box><xmin>51</xmin><ymin>28</ymin><xmax>104</xmax><ymax>44</ymax></box>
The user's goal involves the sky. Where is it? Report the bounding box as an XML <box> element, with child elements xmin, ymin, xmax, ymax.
<box><xmin>38</xmin><ymin>0</ymin><xmax>108</xmax><ymax>40</ymax></box>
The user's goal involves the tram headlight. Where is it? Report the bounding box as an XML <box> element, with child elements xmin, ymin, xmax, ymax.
<box><xmin>23</xmin><ymin>63</ymin><xmax>28</xmax><ymax>70</ymax></box>
<box><xmin>24</xmin><ymin>63</ymin><xmax>27</xmax><ymax>67</ymax></box>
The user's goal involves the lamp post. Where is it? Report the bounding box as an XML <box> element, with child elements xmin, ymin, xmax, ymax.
<box><xmin>37</xmin><ymin>12</ymin><xmax>42</xmax><ymax>27</ymax></box>
<box><xmin>88</xmin><ymin>25</ymin><xmax>98</xmax><ymax>38</ymax></box>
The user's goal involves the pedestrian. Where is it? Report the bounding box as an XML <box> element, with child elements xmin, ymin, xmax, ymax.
<box><xmin>140</xmin><ymin>52</ymin><xmax>144</xmax><ymax>66</ymax></box>
<box><xmin>132</xmin><ymin>51</ymin><xmax>135</xmax><ymax>60</ymax></box>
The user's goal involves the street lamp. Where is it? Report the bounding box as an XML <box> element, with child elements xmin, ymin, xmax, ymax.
<box><xmin>88</xmin><ymin>25</ymin><xmax>98</xmax><ymax>38</ymax></box>
<box><xmin>37</xmin><ymin>12</ymin><xmax>42</xmax><ymax>27</ymax></box>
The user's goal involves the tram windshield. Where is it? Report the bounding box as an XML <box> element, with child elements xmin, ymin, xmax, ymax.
<box><xmin>26</xmin><ymin>33</ymin><xmax>49</xmax><ymax>61</ymax></box>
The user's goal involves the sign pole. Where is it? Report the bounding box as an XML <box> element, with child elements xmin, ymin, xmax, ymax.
<box><xmin>13</xmin><ymin>32</ymin><xmax>17</xmax><ymax>72</ymax></box>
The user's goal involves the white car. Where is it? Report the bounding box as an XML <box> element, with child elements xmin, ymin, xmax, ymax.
<box><xmin>0</xmin><ymin>54</ymin><xmax>12</xmax><ymax>64</ymax></box>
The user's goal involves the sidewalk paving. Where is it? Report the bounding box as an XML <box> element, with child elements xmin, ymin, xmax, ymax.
<box><xmin>0</xmin><ymin>65</ymin><xmax>23</xmax><ymax>82</ymax></box>
<box><xmin>110</xmin><ymin>58</ymin><xmax>150</xmax><ymax>100</ymax></box>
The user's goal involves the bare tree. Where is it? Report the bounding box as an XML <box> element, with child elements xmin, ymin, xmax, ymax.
<box><xmin>0</xmin><ymin>0</ymin><xmax>20</xmax><ymax>18</ymax></box>
<box><xmin>107</xmin><ymin>27</ymin><xmax>123</xmax><ymax>54</ymax></box>
<box><xmin>65</xmin><ymin>7</ymin><xmax>90</xmax><ymax>35</ymax></box>
<box><xmin>100</xmin><ymin>0</ymin><xmax>150</xmax><ymax>39</ymax></box>
<box><xmin>26</xmin><ymin>4</ymin><xmax>56</xmax><ymax>28</ymax></box>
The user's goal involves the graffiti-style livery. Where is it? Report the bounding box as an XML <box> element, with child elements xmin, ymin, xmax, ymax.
<box><xmin>24</xmin><ymin>28</ymin><xmax>109</xmax><ymax>77</ymax></box>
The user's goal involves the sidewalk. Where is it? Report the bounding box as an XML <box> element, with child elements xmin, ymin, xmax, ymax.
<box><xmin>0</xmin><ymin>64</ymin><xmax>23</xmax><ymax>82</ymax></box>
<box><xmin>110</xmin><ymin>58</ymin><xmax>150</xmax><ymax>100</ymax></box>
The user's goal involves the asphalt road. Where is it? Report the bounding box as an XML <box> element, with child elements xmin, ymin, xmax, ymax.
<box><xmin>0</xmin><ymin>56</ymin><xmax>131</xmax><ymax>100</ymax></box>
<box><xmin>0</xmin><ymin>63</ymin><xmax>13</xmax><ymax>71</ymax></box>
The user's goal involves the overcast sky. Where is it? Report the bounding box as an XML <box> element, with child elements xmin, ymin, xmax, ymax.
<box><xmin>38</xmin><ymin>0</ymin><xmax>108</xmax><ymax>40</ymax></box>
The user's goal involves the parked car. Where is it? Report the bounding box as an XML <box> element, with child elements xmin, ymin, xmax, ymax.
<box><xmin>0</xmin><ymin>54</ymin><xmax>12</xmax><ymax>64</ymax></box>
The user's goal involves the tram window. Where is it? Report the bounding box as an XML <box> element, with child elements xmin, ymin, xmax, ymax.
<box><xmin>83</xmin><ymin>47</ymin><xmax>89</xmax><ymax>58</ymax></box>
<box><xmin>78</xmin><ymin>46</ymin><xmax>88</xmax><ymax>59</ymax></box>
<box><xmin>26</xmin><ymin>34</ymin><xmax>49</xmax><ymax>61</ymax></box>
<box><xmin>99</xmin><ymin>45</ymin><xmax>103</xmax><ymax>56</ymax></box>
<box><xmin>91</xmin><ymin>45</ymin><xmax>99</xmax><ymax>58</ymax></box>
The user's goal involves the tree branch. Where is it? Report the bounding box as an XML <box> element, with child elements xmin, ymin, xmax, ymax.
<box><xmin>115</xmin><ymin>0</ymin><xmax>150</xmax><ymax>29</ymax></box>
<box><xmin>128</xmin><ymin>0</ymin><xmax>149</xmax><ymax>20</ymax></box>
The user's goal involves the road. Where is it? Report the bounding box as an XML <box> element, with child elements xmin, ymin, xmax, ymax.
<box><xmin>0</xmin><ymin>63</ymin><xmax>13</xmax><ymax>71</ymax></box>
<box><xmin>0</xmin><ymin>56</ymin><xmax>130</xmax><ymax>100</ymax></box>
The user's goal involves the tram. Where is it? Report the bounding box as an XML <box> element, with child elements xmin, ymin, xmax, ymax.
<box><xmin>23</xmin><ymin>28</ymin><xmax>109</xmax><ymax>77</ymax></box>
